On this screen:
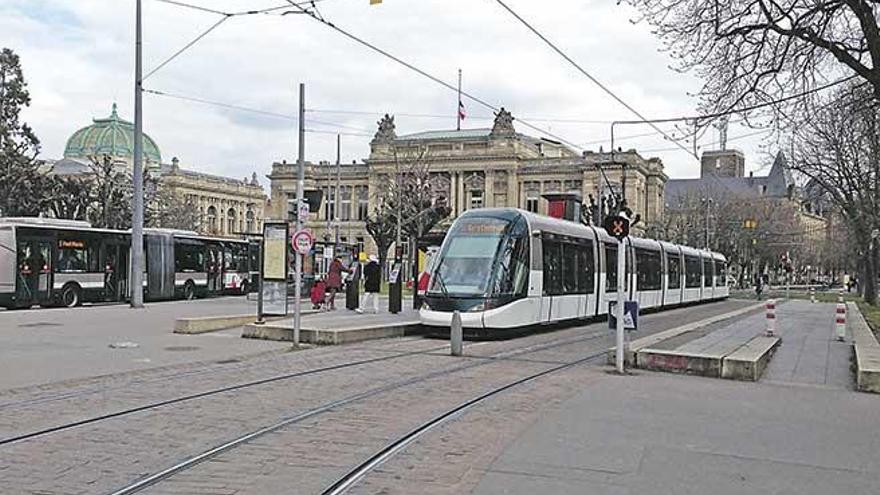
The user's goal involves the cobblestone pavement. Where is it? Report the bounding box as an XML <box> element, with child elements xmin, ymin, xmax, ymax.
<box><xmin>0</xmin><ymin>300</ymin><xmax>754</xmax><ymax>494</ymax></box>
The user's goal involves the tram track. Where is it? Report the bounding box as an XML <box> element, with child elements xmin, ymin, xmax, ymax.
<box><xmin>320</xmin><ymin>349</ymin><xmax>607</xmax><ymax>495</ymax></box>
<box><xmin>0</xmin><ymin>328</ymin><xmax>606</xmax><ymax>449</ymax></box>
<box><xmin>104</xmin><ymin>329</ymin><xmax>611</xmax><ymax>495</ymax></box>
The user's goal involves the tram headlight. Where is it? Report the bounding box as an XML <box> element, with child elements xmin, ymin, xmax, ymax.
<box><xmin>468</xmin><ymin>301</ymin><xmax>487</xmax><ymax>312</ymax></box>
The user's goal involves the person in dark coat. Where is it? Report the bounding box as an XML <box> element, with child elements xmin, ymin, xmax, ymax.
<box><xmin>357</xmin><ymin>255</ymin><xmax>381</xmax><ymax>314</ymax></box>
<box><xmin>326</xmin><ymin>256</ymin><xmax>350</xmax><ymax>310</ymax></box>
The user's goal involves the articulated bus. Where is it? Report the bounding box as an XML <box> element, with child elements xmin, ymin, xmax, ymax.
<box><xmin>0</xmin><ymin>218</ymin><xmax>259</xmax><ymax>309</ymax></box>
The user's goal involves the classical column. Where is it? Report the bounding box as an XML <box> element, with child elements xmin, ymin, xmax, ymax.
<box><xmin>457</xmin><ymin>171</ymin><xmax>465</xmax><ymax>214</ymax></box>
<box><xmin>485</xmin><ymin>170</ymin><xmax>494</xmax><ymax>208</ymax></box>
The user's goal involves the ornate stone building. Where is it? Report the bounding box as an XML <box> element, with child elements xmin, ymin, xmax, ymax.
<box><xmin>50</xmin><ymin>104</ymin><xmax>266</xmax><ymax>237</ymax></box>
<box><xmin>269</xmin><ymin>108</ymin><xmax>668</xmax><ymax>256</ymax></box>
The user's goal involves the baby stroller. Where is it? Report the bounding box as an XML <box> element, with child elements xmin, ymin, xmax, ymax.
<box><xmin>310</xmin><ymin>278</ymin><xmax>327</xmax><ymax>310</ymax></box>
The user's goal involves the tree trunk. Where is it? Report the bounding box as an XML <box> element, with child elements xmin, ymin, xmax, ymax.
<box><xmin>866</xmin><ymin>243</ymin><xmax>878</xmax><ymax>305</ymax></box>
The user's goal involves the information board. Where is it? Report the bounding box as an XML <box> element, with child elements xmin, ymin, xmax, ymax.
<box><xmin>262</xmin><ymin>223</ymin><xmax>288</xmax><ymax>281</ymax></box>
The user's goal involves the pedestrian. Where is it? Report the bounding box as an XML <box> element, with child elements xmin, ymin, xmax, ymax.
<box><xmin>325</xmin><ymin>256</ymin><xmax>350</xmax><ymax>310</ymax></box>
<box><xmin>310</xmin><ymin>276</ymin><xmax>327</xmax><ymax>310</ymax></box>
<box><xmin>357</xmin><ymin>255</ymin><xmax>381</xmax><ymax>314</ymax></box>
<box><xmin>755</xmin><ymin>273</ymin><xmax>764</xmax><ymax>301</ymax></box>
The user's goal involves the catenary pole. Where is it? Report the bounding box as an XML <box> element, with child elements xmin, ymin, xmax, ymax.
<box><xmin>456</xmin><ymin>69</ymin><xmax>462</xmax><ymax>131</ymax></box>
<box><xmin>294</xmin><ymin>83</ymin><xmax>305</xmax><ymax>345</ymax></box>
<box><xmin>131</xmin><ymin>0</ymin><xmax>145</xmax><ymax>309</ymax></box>
<box><xmin>335</xmin><ymin>133</ymin><xmax>341</xmax><ymax>250</ymax></box>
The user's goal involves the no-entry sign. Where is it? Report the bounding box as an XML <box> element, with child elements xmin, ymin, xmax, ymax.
<box><xmin>291</xmin><ymin>229</ymin><xmax>314</xmax><ymax>255</ymax></box>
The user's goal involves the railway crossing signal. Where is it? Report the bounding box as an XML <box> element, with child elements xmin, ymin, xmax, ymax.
<box><xmin>604</xmin><ymin>214</ymin><xmax>630</xmax><ymax>241</ymax></box>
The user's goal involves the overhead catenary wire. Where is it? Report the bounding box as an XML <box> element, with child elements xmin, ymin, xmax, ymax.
<box><xmin>491</xmin><ymin>0</ymin><xmax>697</xmax><ymax>158</ymax></box>
<box><xmin>280</xmin><ymin>0</ymin><xmax>587</xmax><ymax>151</ymax></box>
<box><xmin>144</xmin><ymin>88</ymin><xmax>375</xmax><ymax>133</ymax></box>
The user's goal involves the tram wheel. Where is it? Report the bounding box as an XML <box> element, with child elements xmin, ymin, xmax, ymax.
<box><xmin>61</xmin><ymin>284</ymin><xmax>81</xmax><ymax>308</ymax></box>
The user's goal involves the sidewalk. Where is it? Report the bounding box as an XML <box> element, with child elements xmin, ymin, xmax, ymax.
<box><xmin>473</xmin><ymin>370</ymin><xmax>880</xmax><ymax>495</ymax></box>
<box><xmin>472</xmin><ymin>299</ymin><xmax>875</xmax><ymax>495</ymax></box>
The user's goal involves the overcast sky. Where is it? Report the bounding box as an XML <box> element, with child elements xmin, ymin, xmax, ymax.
<box><xmin>3</xmin><ymin>0</ymin><xmax>780</xmax><ymax>185</ymax></box>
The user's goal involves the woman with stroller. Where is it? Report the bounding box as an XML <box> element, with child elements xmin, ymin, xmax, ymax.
<box><xmin>325</xmin><ymin>256</ymin><xmax>350</xmax><ymax>310</ymax></box>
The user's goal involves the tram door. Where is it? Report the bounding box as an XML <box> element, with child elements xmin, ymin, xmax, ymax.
<box><xmin>206</xmin><ymin>244</ymin><xmax>223</xmax><ymax>294</ymax></box>
<box><xmin>16</xmin><ymin>238</ymin><xmax>53</xmax><ymax>307</ymax></box>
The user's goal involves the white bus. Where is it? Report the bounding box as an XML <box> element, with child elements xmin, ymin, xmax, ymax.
<box><xmin>0</xmin><ymin>218</ymin><xmax>259</xmax><ymax>309</ymax></box>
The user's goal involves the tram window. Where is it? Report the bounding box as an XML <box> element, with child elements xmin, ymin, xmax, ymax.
<box><xmin>684</xmin><ymin>256</ymin><xmax>702</xmax><ymax>288</ymax></box>
<box><xmin>491</xmin><ymin>232</ymin><xmax>529</xmax><ymax>297</ymax></box>
<box><xmin>703</xmin><ymin>259</ymin><xmax>713</xmax><ymax>287</ymax></box>
<box><xmin>542</xmin><ymin>239</ymin><xmax>563</xmax><ymax>296</ymax></box>
<box><xmin>635</xmin><ymin>248</ymin><xmax>662</xmax><ymax>291</ymax></box>
<box><xmin>667</xmin><ymin>254</ymin><xmax>681</xmax><ymax>289</ymax></box>
<box><xmin>562</xmin><ymin>243</ymin><xmax>580</xmax><ymax>293</ymax></box>
<box><xmin>579</xmin><ymin>241</ymin><xmax>595</xmax><ymax>294</ymax></box>
<box><xmin>716</xmin><ymin>261</ymin><xmax>727</xmax><ymax>285</ymax></box>
<box><xmin>605</xmin><ymin>245</ymin><xmax>617</xmax><ymax>292</ymax></box>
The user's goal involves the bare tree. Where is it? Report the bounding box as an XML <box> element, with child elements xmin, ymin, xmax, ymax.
<box><xmin>786</xmin><ymin>83</ymin><xmax>880</xmax><ymax>303</ymax></box>
<box><xmin>46</xmin><ymin>174</ymin><xmax>91</xmax><ymax>221</ymax></box>
<box><xmin>624</xmin><ymin>0</ymin><xmax>880</xmax><ymax>115</ymax></box>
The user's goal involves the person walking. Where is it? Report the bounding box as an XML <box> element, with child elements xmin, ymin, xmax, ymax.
<box><xmin>357</xmin><ymin>255</ymin><xmax>381</xmax><ymax>314</ymax></box>
<box><xmin>755</xmin><ymin>273</ymin><xmax>764</xmax><ymax>301</ymax></box>
<box><xmin>325</xmin><ymin>256</ymin><xmax>350</xmax><ymax>310</ymax></box>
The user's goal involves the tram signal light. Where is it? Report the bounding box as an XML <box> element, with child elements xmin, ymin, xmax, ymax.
<box><xmin>743</xmin><ymin>219</ymin><xmax>758</xmax><ymax>229</ymax></box>
<box><xmin>604</xmin><ymin>214</ymin><xmax>630</xmax><ymax>241</ymax></box>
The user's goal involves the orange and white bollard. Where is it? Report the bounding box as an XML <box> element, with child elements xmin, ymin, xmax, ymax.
<box><xmin>765</xmin><ymin>299</ymin><xmax>776</xmax><ymax>337</ymax></box>
<box><xmin>835</xmin><ymin>301</ymin><xmax>846</xmax><ymax>342</ymax></box>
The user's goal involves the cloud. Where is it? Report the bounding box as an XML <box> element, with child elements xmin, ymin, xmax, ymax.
<box><xmin>4</xmin><ymin>0</ymin><xmax>772</xmax><ymax>186</ymax></box>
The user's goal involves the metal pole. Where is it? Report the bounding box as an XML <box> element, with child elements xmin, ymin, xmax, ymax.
<box><xmin>293</xmin><ymin>83</ymin><xmax>305</xmax><ymax>346</ymax></box>
<box><xmin>335</xmin><ymin>134</ymin><xmax>341</xmax><ymax>250</ymax></box>
<box><xmin>456</xmin><ymin>69</ymin><xmax>462</xmax><ymax>131</ymax></box>
<box><xmin>130</xmin><ymin>0</ymin><xmax>145</xmax><ymax>309</ymax></box>
<box><xmin>615</xmin><ymin>236</ymin><xmax>626</xmax><ymax>374</ymax></box>
<box><xmin>256</xmin><ymin>245</ymin><xmax>264</xmax><ymax>324</ymax></box>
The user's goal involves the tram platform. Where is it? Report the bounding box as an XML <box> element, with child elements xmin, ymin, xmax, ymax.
<box><xmin>241</xmin><ymin>306</ymin><xmax>422</xmax><ymax>345</ymax></box>
<box><xmin>627</xmin><ymin>300</ymin><xmax>851</xmax><ymax>384</ymax></box>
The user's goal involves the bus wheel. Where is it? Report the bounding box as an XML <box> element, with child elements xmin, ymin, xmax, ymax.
<box><xmin>61</xmin><ymin>284</ymin><xmax>82</xmax><ymax>308</ymax></box>
<box><xmin>183</xmin><ymin>281</ymin><xmax>196</xmax><ymax>300</ymax></box>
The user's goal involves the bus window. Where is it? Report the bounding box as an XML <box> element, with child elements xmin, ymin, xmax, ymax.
<box><xmin>57</xmin><ymin>240</ymin><xmax>96</xmax><ymax>273</ymax></box>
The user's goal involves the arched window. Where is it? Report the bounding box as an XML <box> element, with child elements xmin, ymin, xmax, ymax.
<box><xmin>207</xmin><ymin>206</ymin><xmax>217</xmax><ymax>234</ymax></box>
<box><xmin>227</xmin><ymin>208</ymin><xmax>236</xmax><ymax>235</ymax></box>
<box><xmin>246</xmin><ymin>210</ymin><xmax>255</xmax><ymax>233</ymax></box>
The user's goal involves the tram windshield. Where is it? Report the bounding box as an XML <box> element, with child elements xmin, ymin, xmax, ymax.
<box><xmin>429</xmin><ymin>215</ymin><xmax>528</xmax><ymax>298</ymax></box>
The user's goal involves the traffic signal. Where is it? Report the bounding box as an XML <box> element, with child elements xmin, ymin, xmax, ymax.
<box><xmin>604</xmin><ymin>214</ymin><xmax>630</xmax><ymax>241</ymax></box>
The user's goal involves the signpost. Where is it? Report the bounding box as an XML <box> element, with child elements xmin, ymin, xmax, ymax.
<box><xmin>292</xmin><ymin>229</ymin><xmax>314</xmax><ymax>256</ymax></box>
<box><xmin>605</xmin><ymin>213</ymin><xmax>631</xmax><ymax>374</ymax></box>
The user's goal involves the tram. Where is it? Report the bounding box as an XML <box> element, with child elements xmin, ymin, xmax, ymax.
<box><xmin>0</xmin><ymin>217</ymin><xmax>258</xmax><ymax>309</ymax></box>
<box><xmin>420</xmin><ymin>208</ymin><xmax>728</xmax><ymax>333</ymax></box>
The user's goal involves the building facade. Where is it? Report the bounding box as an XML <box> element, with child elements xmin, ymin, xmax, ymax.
<box><xmin>50</xmin><ymin>104</ymin><xmax>266</xmax><ymax>238</ymax></box>
<box><xmin>269</xmin><ymin>109</ymin><xmax>668</xmax><ymax>256</ymax></box>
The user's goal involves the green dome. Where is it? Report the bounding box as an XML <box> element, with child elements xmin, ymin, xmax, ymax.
<box><xmin>63</xmin><ymin>103</ymin><xmax>162</xmax><ymax>164</ymax></box>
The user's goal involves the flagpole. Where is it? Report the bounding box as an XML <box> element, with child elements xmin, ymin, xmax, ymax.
<box><xmin>457</xmin><ymin>68</ymin><xmax>462</xmax><ymax>131</ymax></box>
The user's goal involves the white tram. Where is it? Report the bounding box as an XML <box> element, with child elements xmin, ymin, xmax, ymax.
<box><xmin>420</xmin><ymin>208</ymin><xmax>729</xmax><ymax>333</ymax></box>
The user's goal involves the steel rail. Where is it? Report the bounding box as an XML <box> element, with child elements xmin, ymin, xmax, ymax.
<box><xmin>104</xmin><ymin>329</ymin><xmax>610</xmax><ymax>495</ymax></box>
<box><xmin>321</xmin><ymin>349</ymin><xmax>607</xmax><ymax>495</ymax></box>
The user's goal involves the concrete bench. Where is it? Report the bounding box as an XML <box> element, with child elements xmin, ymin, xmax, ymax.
<box><xmin>721</xmin><ymin>335</ymin><xmax>780</xmax><ymax>381</ymax></box>
<box><xmin>848</xmin><ymin>302</ymin><xmax>880</xmax><ymax>393</ymax></box>
<box><xmin>607</xmin><ymin>302</ymin><xmax>764</xmax><ymax>366</ymax></box>
<box><xmin>637</xmin><ymin>348</ymin><xmax>726</xmax><ymax>377</ymax></box>
<box><xmin>242</xmin><ymin>320</ymin><xmax>424</xmax><ymax>345</ymax></box>
<box><xmin>174</xmin><ymin>313</ymin><xmax>296</xmax><ymax>334</ymax></box>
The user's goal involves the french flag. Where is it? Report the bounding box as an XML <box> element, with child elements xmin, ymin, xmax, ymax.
<box><xmin>458</xmin><ymin>100</ymin><xmax>466</xmax><ymax>120</ymax></box>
